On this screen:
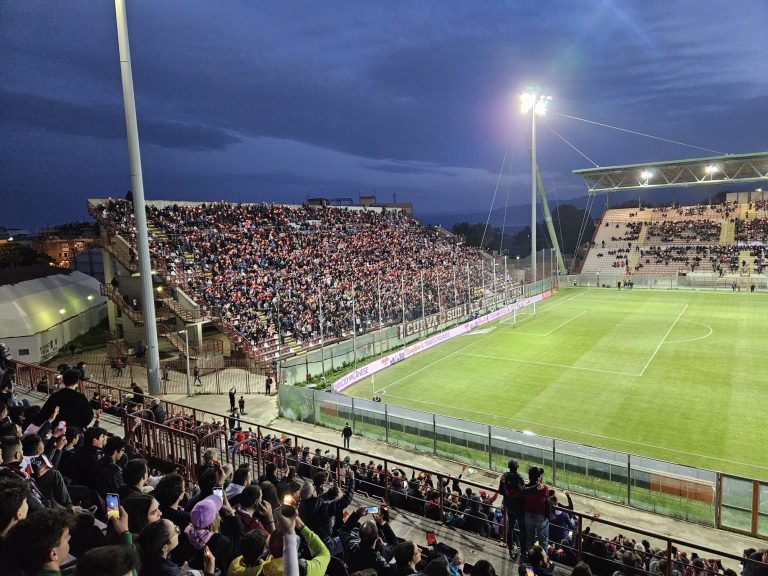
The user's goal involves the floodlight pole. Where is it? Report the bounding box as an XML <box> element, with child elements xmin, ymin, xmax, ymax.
<box><xmin>115</xmin><ymin>0</ymin><xmax>161</xmax><ymax>395</ymax></box>
<box><xmin>530</xmin><ymin>108</ymin><xmax>537</xmax><ymax>288</ymax></box>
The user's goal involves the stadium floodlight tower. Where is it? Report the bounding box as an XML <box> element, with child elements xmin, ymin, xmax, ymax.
<box><xmin>114</xmin><ymin>0</ymin><xmax>162</xmax><ymax>395</ymax></box>
<box><xmin>520</xmin><ymin>88</ymin><xmax>551</xmax><ymax>286</ymax></box>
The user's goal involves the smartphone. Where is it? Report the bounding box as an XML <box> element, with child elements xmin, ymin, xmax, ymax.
<box><xmin>425</xmin><ymin>530</ymin><xmax>437</xmax><ymax>546</ymax></box>
<box><xmin>106</xmin><ymin>493</ymin><xmax>120</xmax><ymax>519</ymax></box>
<box><xmin>366</xmin><ymin>505</ymin><xmax>379</xmax><ymax>514</ymax></box>
<box><xmin>57</xmin><ymin>420</ymin><xmax>67</xmax><ymax>430</ymax></box>
<box><xmin>212</xmin><ymin>486</ymin><xmax>223</xmax><ymax>500</ymax></box>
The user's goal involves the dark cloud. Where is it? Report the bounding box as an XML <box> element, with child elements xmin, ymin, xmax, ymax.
<box><xmin>0</xmin><ymin>90</ymin><xmax>240</xmax><ymax>151</ymax></box>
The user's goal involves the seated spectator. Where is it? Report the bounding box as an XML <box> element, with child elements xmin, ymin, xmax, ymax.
<box><xmin>61</xmin><ymin>426</ymin><xmax>107</xmax><ymax>488</ymax></box>
<box><xmin>228</xmin><ymin>530</ymin><xmax>267</xmax><ymax>576</ymax></box>
<box><xmin>123</xmin><ymin>493</ymin><xmax>162</xmax><ymax>535</ymax></box>
<box><xmin>424</xmin><ymin>490</ymin><xmax>444</xmax><ymax>522</ymax></box>
<box><xmin>73</xmin><ymin>544</ymin><xmax>140</xmax><ymax>576</ymax></box>
<box><xmin>4</xmin><ymin>508</ymin><xmax>75</xmax><ymax>576</ymax></box>
<box><xmin>92</xmin><ymin>436</ymin><xmax>127</xmax><ymax>498</ymax></box>
<box><xmin>1</xmin><ymin>435</ymin><xmax>48</xmax><ymax>512</ymax></box>
<box><xmin>298</xmin><ymin>468</ymin><xmax>355</xmax><ymax>556</ymax></box>
<box><xmin>518</xmin><ymin>545</ymin><xmax>554</xmax><ymax>576</ymax></box>
<box><xmin>22</xmin><ymin>433</ymin><xmax>72</xmax><ymax>508</ymax></box>
<box><xmin>392</xmin><ymin>540</ymin><xmax>422</xmax><ymax>576</ymax></box>
<box><xmin>234</xmin><ymin>485</ymin><xmax>274</xmax><ymax>535</ymax></box>
<box><xmin>154</xmin><ymin>473</ymin><xmax>191</xmax><ymax>530</ymax></box>
<box><xmin>345</xmin><ymin>510</ymin><xmax>398</xmax><ymax>576</ymax></box>
<box><xmin>226</xmin><ymin>464</ymin><xmax>252</xmax><ymax>502</ymax></box>
<box><xmin>140</xmin><ymin>518</ymin><xmax>216</xmax><ymax>576</ymax></box>
<box><xmin>150</xmin><ymin>398</ymin><xmax>166</xmax><ymax>424</ymax></box>
<box><xmin>119</xmin><ymin>458</ymin><xmax>149</xmax><ymax>499</ymax></box>
<box><xmin>0</xmin><ymin>474</ymin><xmax>29</xmax><ymax>538</ymax></box>
<box><xmin>174</xmin><ymin>494</ymin><xmax>244</xmax><ymax>573</ymax></box>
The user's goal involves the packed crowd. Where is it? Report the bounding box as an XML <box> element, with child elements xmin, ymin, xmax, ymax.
<box><xmin>96</xmin><ymin>201</ymin><xmax>512</xmax><ymax>351</ymax></box>
<box><xmin>2</xmin><ymin>346</ymin><xmax>766</xmax><ymax>576</ymax></box>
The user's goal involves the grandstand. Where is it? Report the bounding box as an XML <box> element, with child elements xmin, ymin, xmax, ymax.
<box><xmin>580</xmin><ymin>193</ymin><xmax>768</xmax><ymax>278</ymax></box>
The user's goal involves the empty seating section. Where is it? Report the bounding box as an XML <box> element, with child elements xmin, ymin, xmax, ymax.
<box><xmin>583</xmin><ymin>201</ymin><xmax>768</xmax><ymax>276</ymax></box>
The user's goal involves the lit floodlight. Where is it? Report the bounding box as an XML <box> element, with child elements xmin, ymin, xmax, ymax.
<box><xmin>705</xmin><ymin>165</ymin><xmax>718</xmax><ymax>175</ymax></box>
<box><xmin>641</xmin><ymin>170</ymin><xmax>653</xmax><ymax>181</ymax></box>
<box><xmin>8</xmin><ymin>237</ymin><xmax>13</xmax><ymax>242</ymax></box>
<box><xmin>520</xmin><ymin>90</ymin><xmax>551</xmax><ymax>116</ymax></box>
<box><xmin>59</xmin><ymin>308</ymin><xmax>66</xmax><ymax>315</ymax></box>
<box><xmin>87</xmin><ymin>295</ymin><xmax>94</xmax><ymax>301</ymax></box>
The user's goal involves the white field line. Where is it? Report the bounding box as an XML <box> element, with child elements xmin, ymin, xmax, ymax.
<box><xmin>504</xmin><ymin>309</ymin><xmax>588</xmax><ymax>336</ymax></box>
<box><xmin>382</xmin><ymin>393</ymin><xmax>768</xmax><ymax>473</ymax></box>
<box><xmin>379</xmin><ymin>290</ymin><xmax>582</xmax><ymax>392</ymax></box>
<box><xmin>665</xmin><ymin>319</ymin><xmax>713</xmax><ymax>344</ymax></box>
<box><xmin>499</xmin><ymin>290</ymin><xmax>586</xmax><ymax>326</ymax></box>
<box><xmin>458</xmin><ymin>351</ymin><xmax>640</xmax><ymax>377</ymax></box>
<box><xmin>639</xmin><ymin>304</ymin><xmax>688</xmax><ymax>376</ymax></box>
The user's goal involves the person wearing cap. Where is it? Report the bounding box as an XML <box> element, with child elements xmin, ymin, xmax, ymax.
<box><xmin>173</xmin><ymin>493</ymin><xmax>244</xmax><ymax>573</ymax></box>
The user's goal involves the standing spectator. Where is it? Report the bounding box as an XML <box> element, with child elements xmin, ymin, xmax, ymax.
<box><xmin>342</xmin><ymin>422</ymin><xmax>352</xmax><ymax>449</ymax></box>
<box><xmin>238</xmin><ymin>396</ymin><xmax>246</xmax><ymax>415</ymax></box>
<box><xmin>131</xmin><ymin>383</ymin><xmax>144</xmax><ymax>407</ymax></box>
<box><xmin>161</xmin><ymin>364</ymin><xmax>170</xmax><ymax>387</ymax></box>
<box><xmin>523</xmin><ymin>467</ymin><xmax>550</xmax><ymax>552</ymax></box>
<box><xmin>150</xmin><ymin>398</ymin><xmax>166</xmax><ymax>424</ymax></box>
<box><xmin>194</xmin><ymin>366</ymin><xmax>203</xmax><ymax>387</ymax></box>
<box><xmin>265</xmin><ymin>375</ymin><xmax>272</xmax><ymax>396</ymax></box>
<box><xmin>490</xmin><ymin>458</ymin><xmax>526</xmax><ymax>558</ymax></box>
<box><xmin>298</xmin><ymin>468</ymin><xmax>355</xmax><ymax>556</ymax></box>
<box><xmin>37</xmin><ymin>369</ymin><xmax>94</xmax><ymax>429</ymax></box>
<box><xmin>113</xmin><ymin>357</ymin><xmax>123</xmax><ymax>377</ymax></box>
<box><xmin>229</xmin><ymin>387</ymin><xmax>237</xmax><ymax>413</ymax></box>
<box><xmin>76</xmin><ymin>361</ymin><xmax>88</xmax><ymax>382</ymax></box>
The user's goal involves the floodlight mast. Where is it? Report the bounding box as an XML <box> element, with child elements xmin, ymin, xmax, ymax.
<box><xmin>520</xmin><ymin>89</ymin><xmax>551</xmax><ymax>288</ymax></box>
<box><xmin>115</xmin><ymin>0</ymin><xmax>161</xmax><ymax>395</ymax></box>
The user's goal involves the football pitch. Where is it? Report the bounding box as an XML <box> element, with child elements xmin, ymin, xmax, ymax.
<box><xmin>344</xmin><ymin>287</ymin><xmax>768</xmax><ymax>480</ymax></box>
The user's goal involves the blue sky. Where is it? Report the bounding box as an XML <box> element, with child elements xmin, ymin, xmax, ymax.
<box><xmin>2</xmin><ymin>1</ymin><xmax>767</xmax><ymax>231</ymax></box>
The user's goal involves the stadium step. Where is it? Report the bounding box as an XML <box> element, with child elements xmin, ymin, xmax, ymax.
<box><xmin>720</xmin><ymin>221</ymin><xmax>735</xmax><ymax>245</ymax></box>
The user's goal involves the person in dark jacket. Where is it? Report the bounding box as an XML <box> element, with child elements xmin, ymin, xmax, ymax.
<box><xmin>345</xmin><ymin>511</ymin><xmax>399</xmax><ymax>576</ymax></box>
<box><xmin>490</xmin><ymin>458</ymin><xmax>526</xmax><ymax>558</ymax></box>
<box><xmin>92</xmin><ymin>436</ymin><xmax>126</xmax><ymax>497</ymax></box>
<box><xmin>154</xmin><ymin>473</ymin><xmax>191</xmax><ymax>531</ymax></box>
<box><xmin>37</xmin><ymin>369</ymin><xmax>94</xmax><ymax>429</ymax></box>
<box><xmin>60</xmin><ymin>426</ymin><xmax>107</xmax><ymax>487</ymax></box>
<box><xmin>298</xmin><ymin>468</ymin><xmax>355</xmax><ymax>556</ymax></box>
<box><xmin>518</xmin><ymin>545</ymin><xmax>555</xmax><ymax>576</ymax></box>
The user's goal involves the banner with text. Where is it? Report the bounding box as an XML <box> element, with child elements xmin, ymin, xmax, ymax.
<box><xmin>332</xmin><ymin>289</ymin><xmax>551</xmax><ymax>393</ymax></box>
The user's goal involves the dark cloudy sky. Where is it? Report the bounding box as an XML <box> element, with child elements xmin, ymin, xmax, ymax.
<box><xmin>2</xmin><ymin>1</ymin><xmax>767</xmax><ymax>231</ymax></box>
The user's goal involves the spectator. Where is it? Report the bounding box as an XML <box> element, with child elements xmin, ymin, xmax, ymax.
<box><xmin>119</xmin><ymin>458</ymin><xmax>149</xmax><ymax>499</ymax></box>
<box><xmin>346</xmin><ymin>511</ymin><xmax>399</xmax><ymax>576</ymax></box>
<box><xmin>228</xmin><ymin>529</ymin><xmax>267</xmax><ymax>576</ymax></box>
<box><xmin>0</xmin><ymin>474</ymin><xmax>29</xmax><ymax>538</ymax></box>
<box><xmin>226</xmin><ymin>463</ymin><xmax>252</xmax><ymax>502</ymax></box>
<box><xmin>73</xmin><ymin>544</ymin><xmax>140</xmax><ymax>576</ymax></box>
<box><xmin>523</xmin><ymin>467</ymin><xmax>549</xmax><ymax>552</ymax></box>
<box><xmin>22</xmin><ymin>433</ymin><xmax>72</xmax><ymax>508</ymax></box>
<box><xmin>518</xmin><ymin>545</ymin><xmax>554</xmax><ymax>576</ymax></box>
<box><xmin>60</xmin><ymin>426</ymin><xmax>107</xmax><ymax>488</ymax></box>
<box><xmin>37</xmin><ymin>369</ymin><xmax>94</xmax><ymax>429</ymax></box>
<box><xmin>140</xmin><ymin>518</ymin><xmax>216</xmax><ymax>576</ymax></box>
<box><xmin>234</xmin><ymin>485</ymin><xmax>274</xmax><ymax>535</ymax></box>
<box><xmin>123</xmin><ymin>493</ymin><xmax>162</xmax><ymax>535</ymax></box>
<box><xmin>92</xmin><ymin>436</ymin><xmax>127</xmax><ymax>498</ymax></box>
<box><xmin>392</xmin><ymin>540</ymin><xmax>422</xmax><ymax>576</ymax></box>
<box><xmin>154</xmin><ymin>473</ymin><xmax>191</xmax><ymax>531</ymax></box>
<box><xmin>4</xmin><ymin>508</ymin><xmax>75</xmax><ymax>576</ymax></box>
<box><xmin>150</xmin><ymin>399</ymin><xmax>166</xmax><ymax>424</ymax></box>
<box><xmin>298</xmin><ymin>468</ymin><xmax>355</xmax><ymax>556</ymax></box>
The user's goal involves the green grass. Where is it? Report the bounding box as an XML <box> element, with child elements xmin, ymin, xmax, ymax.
<box><xmin>344</xmin><ymin>288</ymin><xmax>768</xmax><ymax>481</ymax></box>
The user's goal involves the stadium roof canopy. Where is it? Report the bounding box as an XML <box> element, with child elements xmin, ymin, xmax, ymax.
<box><xmin>573</xmin><ymin>152</ymin><xmax>768</xmax><ymax>194</ymax></box>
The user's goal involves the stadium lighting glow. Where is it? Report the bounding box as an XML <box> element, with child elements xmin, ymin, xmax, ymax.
<box><xmin>519</xmin><ymin>90</ymin><xmax>551</xmax><ymax>116</ymax></box>
<box><xmin>705</xmin><ymin>165</ymin><xmax>718</xmax><ymax>175</ymax></box>
<box><xmin>59</xmin><ymin>308</ymin><xmax>66</xmax><ymax>315</ymax></box>
<box><xmin>641</xmin><ymin>170</ymin><xmax>653</xmax><ymax>181</ymax></box>
<box><xmin>87</xmin><ymin>295</ymin><xmax>94</xmax><ymax>301</ymax></box>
